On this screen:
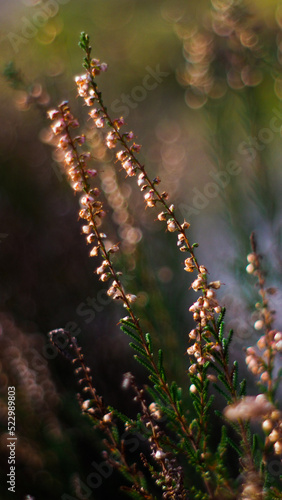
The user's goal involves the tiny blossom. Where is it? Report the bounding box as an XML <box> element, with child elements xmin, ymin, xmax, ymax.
<box><xmin>274</xmin><ymin>441</ymin><xmax>282</xmax><ymax>455</ymax></box>
<box><xmin>184</xmin><ymin>257</ymin><xmax>194</xmax><ymax>272</ymax></box>
<box><xmin>85</xmin><ymin>96</ymin><xmax>95</xmax><ymax>106</ymax></box>
<box><xmin>149</xmin><ymin>402</ymin><xmax>162</xmax><ymax>420</ymax></box>
<box><xmin>80</xmin><ymin>152</ymin><xmax>91</xmax><ymax>161</ymax></box>
<box><xmin>167</xmin><ymin>220</ymin><xmax>177</xmax><ymax>232</ymax></box>
<box><xmin>65</xmin><ymin>151</ymin><xmax>76</xmax><ymax>165</ymax></box>
<box><xmin>269</xmin><ymin>429</ymin><xmax>279</xmax><ymax>442</ymax></box>
<box><xmin>103</xmin><ymin>412</ymin><xmax>113</xmax><ymax>423</ymax></box>
<box><xmin>58</xmin><ymin>135</ymin><xmax>70</xmax><ymax>149</ymax></box>
<box><xmin>108</xmin><ymin>244</ymin><xmax>119</xmax><ymax>253</ymax></box>
<box><xmin>52</xmin><ymin>119</ymin><xmax>65</xmax><ymax>135</ymax></box>
<box><xmin>95</xmin><ymin>117</ymin><xmax>105</xmax><ymax>128</ymax></box>
<box><xmin>191</xmin><ymin>277</ymin><xmax>204</xmax><ymax>291</ymax></box>
<box><xmin>208</xmin><ymin>281</ymin><xmax>221</xmax><ymax>289</ymax></box>
<box><xmin>48</xmin><ymin>109</ymin><xmax>59</xmax><ymax>120</ymax></box>
<box><xmin>154</xmin><ymin>450</ymin><xmax>166</xmax><ymax>460</ymax></box>
<box><xmin>86</xmin><ymin>169</ymin><xmax>98</xmax><ymax>177</ymax></box>
<box><xmin>199</xmin><ymin>265</ymin><xmax>208</xmax><ymax>274</ymax></box>
<box><xmin>158</xmin><ymin>212</ymin><xmax>166</xmax><ymax>221</ymax></box>
<box><xmin>100</xmin><ymin>273</ymin><xmax>110</xmax><ymax>282</ymax></box>
<box><xmin>73</xmin><ymin>182</ymin><xmax>83</xmax><ymax>192</ymax></box>
<box><xmin>116</xmin><ymin>150</ymin><xmax>127</xmax><ymax>161</ymax></box>
<box><xmin>254</xmin><ymin>319</ymin><xmax>264</xmax><ymax>330</ymax></box>
<box><xmin>137</xmin><ymin>173</ymin><xmax>146</xmax><ymax>187</ymax></box>
<box><xmin>86</xmin><ymin>233</ymin><xmax>95</xmax><ymax>244</ymax></box>
<box><xmin>246</xmin><ymin>263</ymin><xmax>255</xmax><ymax>274</ymax></box>
<box><xmin>75</xmin><ymin>135</ymin><xmax>85</xmax><ymax>146</ymax></box>
<box><xmin>100</xmin><ymin>62</ymin><xmax>108</xmax><ymax>72</ymax></box>
<box><xmin>126</xmin><ymin>294</ymin><xmax>137</xmax><ymax>304</ymax></box>
<box><xmin>79</xmin><ymin>209</ymin><xmax>90</xmax><ymax>220</ymax></box>
<box><xmin>262</xmin><ymin>419</ymin><xmax>273</xmax><ymax>433</ymax></box>
<box><xmin>247</xmin><ymin>253</ymin><xmax>256</xmax><ymax>263</ymax></box>
<box><xmin>80</xmin><ymin>194</ymin><xmax>95</xmax><ymax>206</ymax></box>
<box><xmin>89</xmin><ymin>109</ymin><xmax>100</xmax><ymax>119</ymax></box>
<box><xmin>113</xmin><ymin>117</ymin><xmax>124</xmax><ymax>129</ymax></box>
<box><xmin>125</xmin><ymin>131</ymin><xmax>134</xmax><ymax>141</ymax></box>
<box><xmin>131</xmin><ymin>143</ymin><xmax>141</xmax><ymax>153</ymax></box>
<box><xmin>190</xmin><ymin>384</ymin><xmax>197</xmax><ymax>393</ymax></box>
<box><xmin>144</xmin><ymin>191</ymin><xmax>154</xmax><ymax>202</ymax></box>
<box><xmin>121</xmin><ymin>372</ymin><xmax>132</xmax><ymax>390</ymax></box>
<box><xmin>90</xmin><ymin>246</ymin><xmax>99</xmax><ymax>257</ymax></box>
<box><xmin>206</xmin><ymin>289</ymin><xmax>215</xmax><ymax>299</ymax></box>
<box><xmin>81</xmin><ymin>400</ymin><xmax>91</xmax><ymax>411</ymax></box>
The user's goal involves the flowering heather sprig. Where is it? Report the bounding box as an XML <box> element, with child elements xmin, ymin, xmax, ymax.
<box><xmin>48</xmin><ymin>330</ymin><xmax>154</xmax><ymax>499</ymax></box>
<box><xmin>245</xmin><ymin>233</ymin><xmax>282</xmax><ymax>400</ymax></box>
<box><xmin>74</xmin><ymin>32</ymin><xmax>264</xmax><ymax>486</ymax></box>
<box><xmin>48</xmin><ymin>97</ymin><xmax>220</xmax><ymax>494</ymax></box>
<box><xmin>45</xmin><ymin>33</ymin><xmax>282</xmax><ymax>498</ymax></box>
<box><xmin>75</xmin><ymin>33</ymin><xmax>228</xmax><ymax>375</ymax></box>
<box><xmin>122</xmin><ymin>373</ymin><xmax>187</xmax><ymax>500</ymax></box>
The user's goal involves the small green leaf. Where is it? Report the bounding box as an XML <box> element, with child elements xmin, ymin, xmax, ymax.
<box><xmin>120</xmin><ymin>325</ymin><xmax>142</xmax><ymax>344</ymax></box>
<box><xmin>145</xmin><ymin>332</ymin><xmax>152</xmax><ymax>353</ymax></box>
<box><xmin>134</xmin><ymin>355</ymin><xmax>155</xmax><ymax>375</ymax></box>
<box><xmin>129</xmin><ymin>342</ymin><xmax>147</xmax><ymax>357</ymax></box>
<box><xmin>239</xmin><ymin>379</ymin><xmax>247</xmax><ymax>397</ymax></box>
<box><xmin>232</xmin><ymin>360</ymin><xmax>238</xmax><ymax>389</ymax></box>
<box><xmin>226</xmin><ymin>436</ymin><xmax>241</xmax><ymax>457</ymax></box>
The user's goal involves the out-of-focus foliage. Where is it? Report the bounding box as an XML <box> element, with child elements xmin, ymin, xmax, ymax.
<box><xmin>0</xmin><ymin>0</ymin><xmax>281</xmax><ymax>498</ymax></box>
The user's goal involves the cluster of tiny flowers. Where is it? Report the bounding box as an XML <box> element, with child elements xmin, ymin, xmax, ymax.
<box><xmin>245</xmin><ymin>330</ymin><xmax>282</xmax><ymax>384</ymax></box>
<box><xmin>48</xmin><ymin>101</ymin><xmax>96</xmax><ymax>193</ymax></box>
<box><xmin>48</xmin><ymin>101</ymin><xmax>138</xmax><ymax>310</ymax></box>
<box><xmin>187</xmin><ymin>277</ymin><xmax>222</xmax><ymax>373</ymax></box>
<box><xmin>245</xmin><ymin>251</ymin><xmax>281</xmax><ymax>386</ymax></box>
<box><xmin>74</xmin><ymin>55</ymin><xmax>231</xmax><ymax>380</ymax></box>
<box><xmin>262</xmin><ymin>409</ymin><xmax>282</xmax><ymax>456</ymax></box>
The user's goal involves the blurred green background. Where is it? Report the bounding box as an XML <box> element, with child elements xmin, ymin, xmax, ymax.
<box><xmin>0</xmin><ymin>0</ymin><xmax>281</xmax><ymax>498</ymax></box>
